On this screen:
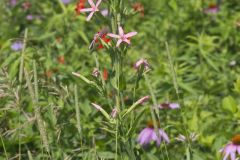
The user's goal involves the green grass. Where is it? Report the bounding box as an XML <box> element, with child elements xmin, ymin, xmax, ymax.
<box><xmin>1</xmin><ymin>0</ymin><xmax>240</xmax><ymax>159</ymax></box>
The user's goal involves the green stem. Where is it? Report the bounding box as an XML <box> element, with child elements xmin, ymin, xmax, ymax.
<box><xmin>165</xmin><ymin>42</ymin><xmax>192</xmax><ymax>152</ymax></box>
<box><xmin>144</xmin><ymin>74</ymin><xmax>170</xmax><ymax>160</ymax></box>
<box><xmin>0</xmin><ymin>133</ymin><xmax>8</xmax><ymax>160</ymax></box>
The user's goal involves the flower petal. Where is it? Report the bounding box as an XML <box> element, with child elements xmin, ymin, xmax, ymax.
<box><xmin>151</xmin><ymin>131</ymin><xmax>161</xmax><ymax>146</ymax></box>
<box><xmin>88</xmin><ymin>0</ymin><xmax>95</xmax><ymax>7</ymax></box>
<box><xmin>91</xmin><ymin>103</ymin><xmax>102</xmax><ymax>110</ymax></box>
<box><xmin>230</xmin><ymin>152</ymin><xmax>236</xmax><ymax>160</ymax></box>
<box><xmin>137</xmin><ymin>128</ymin><xmax>153</xmax><ymax>145</ymax></box>
<box><xmin>169</xmin><ymin>103</ymin><xmax>180</xmax><ymax>109</ymax></box>
<box><xmin>125</xmin><ymin>32</ymin><xmax>137</xmax><ymax>38</ymax></box>
<box><xmin>223</xmin><ymin>144</ymin><xmax>235</xmax><ymax>160</ymax></box>
<box><xmin>159</xmin><ymin>129</ymin><xmax>170</xmax><ymax>143</ymax></box>
<box><xmin>80</xmin><ymin>8</ymin><xmax>93</xmax><ymax>12</ymax></box>
<box><xmin>86</xmin><ymin>12</ymin><xmax>94</xmax><ymax>21</ymax></box>
<box><xmin>96</xmin><ymin>0</ymin><xmax>102</xmax><ymax>7</ymax></box>
<box><xmin>123</xmin><ymin>39</ymin><xmax>130</xmax><ymax>44</ymax></box>
<box><xmin>237</xmin><ymin>146</ymin><xmax>240</xmax><ymax>154</ymax></box>
<box><xmin>118</xmin><ymin>26</ymin><xmax>124</xmax><ymax>36</ymax></box>
<box><xmin>116</xmin><ymin>39</ymin><xmax>122</xmax><ymax>47</ymax></box>
<box><xmin>107</xmin><ymin>33</ymin><xmax>120</xmax><ymax>38</ymax></box>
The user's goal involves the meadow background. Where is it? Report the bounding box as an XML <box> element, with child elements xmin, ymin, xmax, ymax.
<box><xmin>1</xmin><ymin>0</ymin><xmax>240</xmax><ymax>159</ymax></box>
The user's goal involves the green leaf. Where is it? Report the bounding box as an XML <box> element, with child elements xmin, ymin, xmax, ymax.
<box><xmin>222</xmin><ymin>96</ymin><xmax>237</xmax><ymax>113</ymax></box>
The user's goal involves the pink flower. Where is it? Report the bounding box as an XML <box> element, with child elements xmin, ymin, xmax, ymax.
<box><xmin>158</xmin><ymin>103</ymin><xmax>180</xmax><ymax>109</ymax></box>
<box><xmin>91</xmin><ymin>103</ymin><xmax>102</xmax><ymax>110</ymax></box>
<box><xmin>80</xmin><ymin>0</ymin><xmax>102</xmax><ymax>21</ymax></box>
<box><xmin>111</xmin><ymin>107</ymin><xmax>118</xmax><ymax>118</ymax></box>
<box><xmin>107</xmin><ymin>26</ymin><xmax>137</xmax><ymax>47</ymax></box>
<box><xmin>137</xmin><ymin>122</ymin><xmax>169</xmax><ymax>146</ymax></box>
<box><xmin>220</xmin><ymin>135</ymin><xmax>240</xmax><ymax>160</ymax></box>
<box><xmin>136</xmin><ymin>96</ymin><xmax>150</xmax><ymax>105</ymax></box>
<box><xmin>204</xmin><ymin>4</ymin><xmax>219</xmax><ymax>14</ymax></box>
<box><xmin>92</xmin><ymin>68</ymin><xmax>99</xmax><ymax>77</ymax></box>
<box><xmin>101</xmin><ymin>9</ymin><xmax>108</xmax><ymax>17</ymax></box>
<box><xmin>134</xmin><ymin>59</ymin><xmax>150</xmax><ymax>70</ymax></box>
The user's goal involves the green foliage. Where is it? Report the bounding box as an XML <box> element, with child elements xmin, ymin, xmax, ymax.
<box><xmin>0</xmin><ymin>0</ymin><xmax>240</xmax><ymax>159</ymax></box>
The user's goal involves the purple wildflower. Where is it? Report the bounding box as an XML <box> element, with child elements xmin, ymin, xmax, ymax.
<box><xmin>26</xmin><ymin>15</ymin><xmax>34</xmax><ymax>20</ymax></box>
<box><xmin>9</xmin><ymin>0</ymin><xmax>17</xmax><ymax>6</ymax></box>
<box><xmin>134</xmin><ymin>58</ymin><xmax>150</xmax><ymax>70</ymax></box>
<box><xmin>11</xmin><ymin>41</ymin><xmax>23</xmax><ymax>51</ymax></box>
<box><xmin>107</xmin><ymin>26</ymin><xmax>137</xmax><ymax>47</ymax></box>
<box><xmin>158</xmin><ymin>103</ymin><xmax>180</xmax><ymax>109</ymax></box>
<box><xmin>220</xmin><ymin>135</ymin><xmax>240</xmax><ymax>160</ymax></box>
<box><xmin>101</xmin><ymin>9</ymin><xmax>108</xmax><ymax>17</ymax></box>
<box><xmin>62</xmin><ymin>0</ymin><xmax>71</xmax><ymax>4</ymax></box>
<box><xmin>137</xmin><ymin>121</ymin><xmax>169</xmax><ymax>146</ymax></box>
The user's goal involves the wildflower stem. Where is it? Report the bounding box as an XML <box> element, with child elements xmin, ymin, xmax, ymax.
<box><xmin>25</xmin><ymin>61</ymin><xmax>50</xmax><ymax>155</ymax></box>
<box><xmin>19</xmin><ymin>28</ymin><xmax>28</xmax><ymax>84</ymax></box>
<box><xmin>144</xmin><ymin>74</ymin><xmax>170</xmax><ymax>160</ymax></box>
<box><xmin>74</xmin><ymin>85</ymin><xmax>82</xmax><ymax>138</ymax></box>
<box><xmin>165</xmin><ymin>42</ymin><xmax>192</xmax><ymax>156</ymax></box>
<box><xmin>57</xmin><ymin>0</ymin><xmax>67</xmax><ymax>13</ymax></box>
<box><xmin>0</xmin><ymin>133</ymin><xmax>8</xmax><ymax>160</ymax></box>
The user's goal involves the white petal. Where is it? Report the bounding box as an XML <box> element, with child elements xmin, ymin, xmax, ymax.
<box><xmin>107</xmin><ymin>33</ymin><xmax>120</xmax><ymax>38</ymax></box>
<box><xmin>88</xmin><ymin>0</ymin><xmax>95</xmax><ymax>7</ymax></box>
<box><xmin>116</xmin><ymin>39</ymin><xmax>122</xmax><ymax>47</ymax></box>
<box><xmin>118</xmin><ymin>26</ymin><xmax>124</xmax><ymax>36</ymax></box>
<box><xmin>80</xmin><ymin>8</ymin><xmax>93</xmax><ymax>12</ymax></box>
<box><xmin>123</xmin><ymin>39</ymin><xmax>130</xmax><ymax>44</ymax></box>
<box><xmin>86</xmin><ymin>12</ymin><xmax>94</xmax><ymax>21</ymax></box>
<box><xmin>96</xmin><ymin>0</ymin><xmax>102</xmax><ymax>7</ymax></box>
<box><xmin>125</xmin><ymin>32</ymin><xmax>137</xmax><ymax>38</ymax></box>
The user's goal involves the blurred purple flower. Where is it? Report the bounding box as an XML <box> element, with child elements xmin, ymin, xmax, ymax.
<box><xmin>62</xmin><ymin>0</ymin><xmax>71</xmax><ymax>4</ymax></box>
<box><xmin>26</xmin><ymin>15</ymin><xmax>34</xmax><ymax>20</ymax></box>
<box><xmin>137</xmin><ymin>127</ymin><xmax>169</xmax><ymax>146</ymax></box>
<box><xmin>158</xmin><ymin>103</ymin><xmax>180</xmax><ymax>109</ymax></box>
<box><xmin>220</xmin><ymin>135</ymin><xmax>240</xmax><ymax>160</ymax></box>
<box><xmin>134</xmin><ymin>58</ymin><xmax>150</xmax><ymax>70</ymax></box>
<box><xmin>9</xmin><ymin>0</ymin><xmax>17</xmax><ymax>6</ymax></box>
<box><xmin>107</xmin><ymin>26</ymin><xmax>137</xmax><ymax>47</ymax></box>
<box><xmin>92</xmin><ymin>68</ymin><xmax>99</xmax><ymax>77</ymax></box>
<box><xmin>101</xmin><ymin>9</ymin><xmax>108</xmax><ymax>17</ymax></box>
<box><xmin>11</xmin><ymin>41</ymin><xmax>23</xmax><ymax>51</ymax></box>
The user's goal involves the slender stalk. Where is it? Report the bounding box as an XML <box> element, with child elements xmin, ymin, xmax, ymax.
<box><xmin>144</xmin><ymin>74</ymin><xmax>170</xmax><ymax>160</ymax></box>
<box><xmin>165</xmin><ymin>42</ymin><xmax>192</xmax><ymax>155</ymax></box>
<box><xmin>25</xmin><ymin>61</ymin><xmax>50</xmax><ymax>155</ymax></box>
<box><xmin>74</xmin><ymin>85</ymin><xmax>82</xmax><ymax>137</ymax></box>
<box><xmin>19</xmin><ymin>29</ymin><xmax>28</xmax><ymax>84</ymax></box>
<box><xmin>0</xmin><ymin>133</ymin><xmax>8</xmax><ymax>160</ymax></box>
